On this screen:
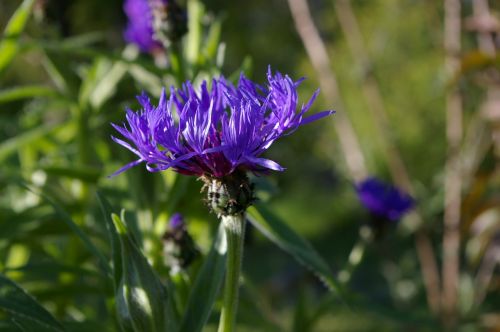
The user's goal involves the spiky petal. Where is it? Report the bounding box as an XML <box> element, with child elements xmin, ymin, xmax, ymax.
<box><xmin>111</xmin><ymin>68</ymin><xmax>334</xmax><ymax>178</ymax></box>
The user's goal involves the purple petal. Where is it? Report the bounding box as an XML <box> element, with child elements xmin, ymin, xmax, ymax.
<box><xmin>108</xmin><ymin>159</ymin><xmax>144</xmax><ymax>178</ymax></box>
<box><xmin>300</xmin><ymin>110</ymin><xmax>335</xmax><ymax>126</ymax></box>
<box><xmin>244</xmin><ymin>156</ymin><xmax>285</xmax><ymax>171</ymax></box>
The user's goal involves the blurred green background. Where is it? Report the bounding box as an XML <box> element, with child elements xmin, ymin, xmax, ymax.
<box><xmin>0</xmin><ymin>0</ymin><xmax>499</xmax><ymax>331</ymax></box>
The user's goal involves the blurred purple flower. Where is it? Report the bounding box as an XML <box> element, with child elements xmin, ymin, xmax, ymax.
<box><xmin>356</xmin><ymin>177</ymin><xmax>414</xmax><ymax>221</ymax></box>
<box><xmin>123</xmin><ymin>0</ymin><xmax>165</xmax><ymax>52</ymax></box>
<box><xmin>111</xmin><ymin>67</ymin><xmax>334</xmax><ymax>178</ymax></box>
<box><xmin>169</xmin><ymin>213</ymin><xmax>184</xmax><ymax>229</ymax></box>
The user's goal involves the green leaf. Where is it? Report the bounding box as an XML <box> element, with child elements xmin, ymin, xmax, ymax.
<box><xmin>111</xmin><ymin>214</ymin><xmax>178</xmax><ymax>332</ymax></box>
<box><xmin>96</xmin><ymin>191</ymin><xmax>122</xmax><ymax>290</ymax></box>
<box><xmin>0</xmin><ymin>273</ymin><xmax>65</xmax><ymax>332</ymax></box>
<box><xmin>185</xmin><ymin>0</ymin><xmax>203</xmax><ymax>65</ymax></box>
<box><xmin>21</xmin><ymin>184</ymin><xmax>112</xmax><ymax>279</ymax></box>
<box><xmin>203</xmin><ymin>18</ymin><xmax>222</xmax><ymax>62</ymax></box>
<box><xmin>0</xmin><ymin>85</ymin><xmax>58</xmax><ymax>104</ymax></box>
<box><xmin>0</xmin><ymin>124</ymin><xmax>59</xmax><ymax>163</ymax></box>
<box><xmin>12</xmin><ymin>317</ymin><xmax>61</xmax><ymax>332</ymax></box>
<box><xmin>247</xmin><ymin>204</ymin><xmax>344</xmax><ymax>298</ymax></box>
<box><xmin>78</xmin><ymin>57</ymin><xmax>112</xmax><ymax>108</ymax></box>
<box><xmin>0</xmin><ymin>0</ymin><xmax>35</xmax><ymax>74</ymax></box>
<box><xmin>179</xmin><ymin>224</ymin><xmax>226</xmax><ymax>332</ymax></box>
<box><xmin>292</xmin><ymin>288</ymin><xmax>310</xmax><ymax>332</ymax></box>
<box><xmin>42</xmin><ymin>165</ymin><xmax>101</xmax><ymax>183</ymax></box>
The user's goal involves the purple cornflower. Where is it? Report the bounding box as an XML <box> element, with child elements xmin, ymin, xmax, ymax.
<box><xmin>169</xmin><ymin>213</ymin><xmax>184</xmax><ymax>229</ymax></box>
<box><xmin>123</xmin><ymin>0</ymin><xmax>165</xmax><ymax>53</ymax></box>
<box><xmin>111</xmin><ymin>67</ymin><xmax>334</xmax><ymax>178</ymax></box>
<box><xmin>356</xmin><ymin>177</ymin><xmax>414</xmax><ymax>221</ymax></box>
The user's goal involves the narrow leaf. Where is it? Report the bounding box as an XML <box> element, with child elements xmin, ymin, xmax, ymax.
<box><xmin>185</xmin><ymin>0</ymin><xmax>203</xmax><ymax>65</ymax></box>
<box><xmin>0</xmin><ymin>0</ymin><xmax>35</xmax><ymax>74</ymax></box>
<box><xmin>247</xmin><ymin>204</ymin><xmax>343</xmax><ymax>298</ymax></box>
<box><xmin>21</xmin><ymin>184</ymin><xmax>112</xmax><ymax>279</ymax></box>
<box><xmin>0</xmin><ymin>274</ymin><xmax>65</xmax><ymax>332</ymax></box>
<box><xmin>203</xmin><ymin>18</ymin><xmax>222</xmax><ymax>62</ymax></box>
<box><xmin>0</xmin><ymin>124</ymin><xmax>59</xmax><ymax>163</ymax></box>
<box><xmin>179</xmin><ymin>224</ymin><xmax>226</xmax><ymax>332</ymax></box>
<box><xmin>0</xmin><ymin>85</ymin><xmax>57</xmax><ymax>104</ymax></box>
<box><xmin>96</xmin><ymin>191</ymin><xmax>122</xmax><ymax>290</ymax></box>
<box><xmin>12</xmin><ymin>317</ymin><xmax>60</xmax><ymax>332</ymax></box>
<box><xmin>42</xmin><ymin>165</ymin><xmax>101</xmax><ymax>183</ymax></box>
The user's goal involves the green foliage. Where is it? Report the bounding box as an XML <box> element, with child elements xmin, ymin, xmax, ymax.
<box><xmin>247</xmin><ymin>204</ymin><xmax>343</xmax><ymax>297</ymax></box>
<box><xmin>111</xmin><ymin>214</ymin><xmax>178</xmax><ymax>332</ymax></box>
<box><xmin>0</xmin><ymin>274</ymin><xmax>64</xmax><ymax>331</ymax></box>
<box><xmin>0</xmin><ymin>0</ymin><xmax>35</xmax><ymax>75</ymax></box>
<box><xmin>0</xmin><ymin>0</ymin><xmax>498</xmax><ymax>331</ymax></box>
<box><xmin>179</xmin><ymin>225</ymin><xmax>226</xmax><ymax>332</ymax></box>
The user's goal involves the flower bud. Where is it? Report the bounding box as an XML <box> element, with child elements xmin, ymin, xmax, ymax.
<box><xmin>162</xmin><ymin>213</ymin><xmax>200</xmax><ymax>272</ymax></box>
<box><xmin>150</xmin><ymin>0</ymin><xmax>188</xmax><ymax>47</ymax></box>
<box><xmin>203</xmin><ymin>171</ymin><xmax>254</xmax><ymax>217</ymax></box>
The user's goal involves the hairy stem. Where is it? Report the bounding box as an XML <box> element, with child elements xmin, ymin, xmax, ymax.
<box><xmin>218</xmin><ymin>213</ymin><xmax>246</xmax><ymax>332</ymax></box>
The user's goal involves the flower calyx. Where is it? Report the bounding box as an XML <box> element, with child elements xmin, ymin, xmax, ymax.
<box><xmin>202</xmin><ymin>171</ymin><xmax>254</xmax><ymax>217</ymax></box>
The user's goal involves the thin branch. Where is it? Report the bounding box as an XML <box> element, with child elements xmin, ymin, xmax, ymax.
<box><xmin>333</xmin><ymin>0</ymin><xmax>442</xmax><ymax>314</ymax></box>
<box><xmin>442</xmin><ymin>0</ymin><xmax>463</xmax><ymax>325</ymax></box>
<box><xmin>286</xmin><ymin>0</ymin><xmax>367</xmax><ymax>182</ymax></box>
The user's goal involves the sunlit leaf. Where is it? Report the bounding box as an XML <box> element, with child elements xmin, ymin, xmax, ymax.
<box><xmin>111</xmin><ymin>214</ymin><xmax>178</xmax><ymax>332</ymax></box>
<box><xmin>0</xmin><ymin>0</ymin><xmax>35</xmax><ymax>74</ymax></box>
<box><xmin>0</xmin><ymin>124</ymin><xmax>59</xmax><ymax>163</ymax></box>
<box><xmin>203</xmin><ymin>18</ymin><xmax>222</xmax><ymax>63</ymax></box>
<box><xmin>185</xmin><ymin>0</ymin><xmax>203</xmax><ymax>65</ymax></box>
<box><xmin>0</xmin><ymin>85</ymin><xmax>58</xmax><ymax>104</ymax></box>
<box><xmin>21</xmin><ymin>184</ymin><xmax>112</xmax><ymax>279</ymax></box>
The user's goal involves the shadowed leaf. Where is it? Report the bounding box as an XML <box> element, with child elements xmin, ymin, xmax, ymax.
<box><xmin>0</xmin><ymin>274</ymin><xmax>65</xmax><ymax>332</ymax></box>
<box><xmin>179</xmin><ymin>224</ymin><xmax>226</xmax><ymax>332</ymax></box>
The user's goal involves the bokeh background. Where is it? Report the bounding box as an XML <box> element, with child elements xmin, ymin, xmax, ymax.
<box><xmin>0</xmin><ymin>0</ymin><xmax>499</xmax><ymax>331</ymax></box>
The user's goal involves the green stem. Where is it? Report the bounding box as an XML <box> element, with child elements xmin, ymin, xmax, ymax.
<box><xmin>338</xmin><ymin>225</ymin><xmax>373</xmax><ymax>285</ymax></box>
<box><xmin>218</xmin><ymin>213</ymin><xmax>246</xmax><ymax>332</ymax></box>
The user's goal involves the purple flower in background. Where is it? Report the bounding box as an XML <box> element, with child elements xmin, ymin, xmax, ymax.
<box><xmin>123</xmin><ymin>0</ymin><xmax>165</xmax><ymax>52</ymax></box>
<box><xmin>356</xmin><ymin>177</ymin><xmax>414</xmax><ymax>221</ymax></box>
<box><xmin>169</xmin><ymin>213</ymin><xmax>184</xmax><ymax>229</ymax></box>
<box><xmin>111</xmin><ymin>67</ymin><xmax>334</xmax><ymax>178</ymax></box>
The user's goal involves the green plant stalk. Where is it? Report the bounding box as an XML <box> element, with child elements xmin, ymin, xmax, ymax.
<box><xmin>218</xmin><ymin>213</ymin><xmax>245</xmax><ymax>332</ymax></box>
<box><xmin>338</xmin><ymin>225</ymin><xmax>373</xmax><ymax>285</ymax></box>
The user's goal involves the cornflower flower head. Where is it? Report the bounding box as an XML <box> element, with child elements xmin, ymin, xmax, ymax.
<box><xmin>355</xmin><ymin>177</ymin><xmax>414</xmax><ymax>221</ymax></box>
<box><xmin>111</xmin><ymin>67</ymin><xmax>334</xmax><ymax>179</ymax></box>
<box><xmin>123</xmin><ymin>0</ymin><xmax>187</xmax><ymax>53</ymax></box>
<box><xmin>168</xmin><ymin>212</ymin><xmax>184</xmax><ymax>229</ymax></box>
<box><xmin>123</xmin><ymin>0</ymin><xmax>163</xmax><ymax>53</ymax></box>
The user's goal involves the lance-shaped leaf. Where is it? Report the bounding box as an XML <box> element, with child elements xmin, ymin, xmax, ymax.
<box><xmin>0</xmin><ymin>85</ymin><xmax>58</xmax><ymax>104</ymax></box>
<box><xmin>96</xmin><ymin>192</ymin><xmax>122</xmax><ymax>289</ymax></box>
<box><xmin>0</xmin><ymin>274</ymin><xmax>65</xmax><ymax>332</ymax></box>
<box><xmin>111</xmin><ymin>214</ymin><xmax>178</xmax><ymax>332</ymax></box>
<box><xmin>0</xmin><ymin>0</ymin><xmax>35</xmax><ymax>74</ymax></box>
<box><xmin>179</xmin><ymin>224</ymin><xmax>226</xmax><ymax>332</ymax></box>
<box><xmin>247</xmin><ymin>204</ymin><xmax>344</xmax><ymax>299</ymax></box>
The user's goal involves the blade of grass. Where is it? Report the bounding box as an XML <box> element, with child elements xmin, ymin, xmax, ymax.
<box><xmin>0</xmin><ymin>0</ymin><xmax>35</xmax><ymax>74</ymax></box>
